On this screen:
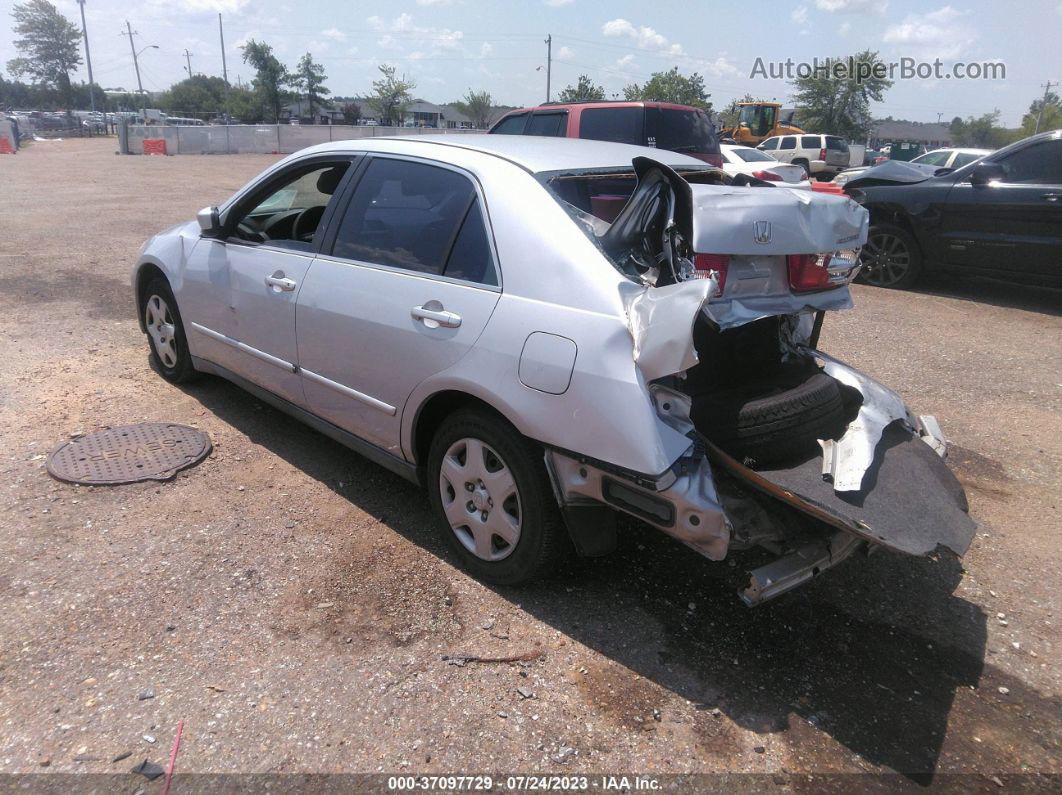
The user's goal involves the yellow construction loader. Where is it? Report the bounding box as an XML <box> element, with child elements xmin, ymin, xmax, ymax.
<box><xmin>720</xmin><ymin>102</ymin><xmax>804</xmax><ymax>146</ymax></box>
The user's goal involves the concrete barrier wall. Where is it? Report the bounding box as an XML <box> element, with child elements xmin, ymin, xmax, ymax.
<box><xmin>126</xmin><ymin>124</ymin><xmax>478</xmax><ymax>155</ymax></box>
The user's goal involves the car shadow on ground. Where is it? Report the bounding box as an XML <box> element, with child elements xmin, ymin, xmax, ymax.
<box><xmin>181</xmin><ymin>372</ymin><xmax>1061</xmax><ymax>783</ymax></box>
<box><xmin>909</xmin><ymin>274</ymin><xmax>1062</xmax><ymax>316</ymax></box>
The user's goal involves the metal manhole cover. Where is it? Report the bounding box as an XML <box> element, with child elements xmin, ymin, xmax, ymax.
<box><xmin>46</xmin><ymin>423</ymin><xmax>212</xmax><ymax>485</ymax></box>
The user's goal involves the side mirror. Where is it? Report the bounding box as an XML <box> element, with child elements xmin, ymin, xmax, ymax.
<box><xmin>970</xmin><ymin>162</ymin><xmax>1004</xmax><ymax>186</ymax></box>
<box><xmin>197</xmin><ymin>206</ymin><xmax>221</xmax><ymax>236</ymax></box>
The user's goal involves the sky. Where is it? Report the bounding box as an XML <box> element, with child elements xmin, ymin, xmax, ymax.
<box><xmin>1</xmin><ymin>0</ymin><xmax>1059</xmax><ymax>125</ymax></box>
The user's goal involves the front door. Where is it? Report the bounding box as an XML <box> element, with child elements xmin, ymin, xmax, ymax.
<box><xmin>181</xmin><ymin>159</ymin><xmax>354</xmax><ymax>404</ymax></box>
<box><xmin>296</xmin><ymin>155</ymin><xmax>501</xmax><ymax>453</ymax></box>
<box><xmin>937</xmin><ymin>138</ymin><xmax>1062</xmax><ymax>278</ymax></box>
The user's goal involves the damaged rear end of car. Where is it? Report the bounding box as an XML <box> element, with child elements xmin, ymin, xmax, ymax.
<box><xmin>542</xmin><ymin>157</ymin><xmax>976</xmax><ymax>605</ymax></box>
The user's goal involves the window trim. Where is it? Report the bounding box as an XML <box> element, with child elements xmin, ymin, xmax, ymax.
<box><xmin>319</xmin><ymin>152</ymin><xmax>503</xmax><ymax>291</ymax></box>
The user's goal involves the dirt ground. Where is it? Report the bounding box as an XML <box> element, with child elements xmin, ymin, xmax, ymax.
<box><xmin>0</xmin><ymin>138</ymin><xmax>1059</xmax><ymax>787</ymax></box>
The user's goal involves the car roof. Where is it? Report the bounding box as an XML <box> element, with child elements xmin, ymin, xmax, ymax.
<box><xmin>292</xmin><ymin>133</ymin><xmax>711</xmax><ymax>175</ymax></box>
<box><xmin>503</xmin><ymin>100</ymin><xmax>705</xmax><ymax>114</ymax></box>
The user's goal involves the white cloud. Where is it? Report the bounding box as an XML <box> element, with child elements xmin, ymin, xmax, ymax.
<box><xmin>815</xmin><ymin>0</ymin><xmax>886</xmax><ymax>12</ymax></box>
<box><xmin>367</xmin><ymin>13</ymin><xmax>464</xmax><ymax>52</ymax></box>
<box><xmin>791</xmin><ymin>5</ymin><xmax>809</xmax><ymax>25</ymax></box>
<box><xmin>838</xmin><ymin>21</ymin><xmax>851</xmax><ymax>36</ymax></box>
<box><xmin>181</xmin><ymin>0</ymin><xmax>250</xmax><ymax>11</ymax></box>
<box><xmin>321</xmin><ymin>28</ymin><xmax>346</xmax><ymax>42</ymax></box>
<box><xmin>883</xmin><ymin>6</ymin><xmax>977</xmax><ymax>60</ymax></box>
<box><xmin>556</xmin><ymin>45</ymin><xmax>574</xmax><ymax>61</ymax></box>
<box><xmin>602</xmin><ymin>18</ymin><xmax>684</xmax><ymax>56</ymax></box>
<box><xmin>545</xmin><ymin>0</ymin><xmax>575</xmax><ymax>5</ymax></box>
<box><xmin>695</xmin><ymin>55</ymin><xmax>741</xmax><ymax>80</ymax></box>
<box><xmin>479</xmin><ymin>42</ymin><xmax>494</xmax><ymax>57</ymax></box>
<box><xmin>616</xmin><ymin>54</ymin><xmax>635</xmax><ymax>68</ymax></box>
<box><xmin>417</xmin><ymin>0</ymin><xmax>456</xmax><ymax>5</ymax></box>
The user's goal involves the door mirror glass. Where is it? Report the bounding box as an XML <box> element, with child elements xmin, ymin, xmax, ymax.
<box><xmin>970</xmin><ymin>161</ymin><xmax>1004</xmax><ymax>186</ymax></box>
<box><xmin>197</xmin><ymin>206</ymin><xmax>221</xmax><ymax>236</ymax></box>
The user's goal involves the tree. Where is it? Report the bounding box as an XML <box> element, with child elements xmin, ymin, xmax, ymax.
<box><xmin>1022</xmin><ymin>90</ymin><xmax>1062</xmax><ymax>137</ymax></box>
<box><xmin>227</xmin><ymin>85</ymin><xmax>263</xmax><ymax>123</ymax></box>
<box><xmin>241</xmin><ymin>39</ymin><xmax>289</xmax><ymax>123</ymax></box>
<box><xmin>292</xmin><ymin>52</ymin><xmax>330</xmax><ymax>123</ymax></box>
<box><xmin>339</xmin><ymin>100</ymin><xmax>361</xmax><ymax>125</ymax></box>
<box><xmin>157</xmin><ymin>75</ymin><xmax>228</xmax><ymax>118</ymax></box>
<box><xmin>624</xmin><ymin>67</ymin><xmax>711</xmax><ymax>113</ymax></box>
<box><xmin>368</xmin><ymin>64</ymin><xmax>415</xmax><ymax>126</ymax></box>
<box><xmin>6</xmin><ymin>0</ymin><xmax>82</xmax><ymax>105</ymax></box>
<box><xmin>558</xmin><ymin>75</ymin><xmax>604</xmax><ymax>103</ymax></box>
<box><xmin>949</xmin><ymin>111</ymin><xmax>1019</xmax><ymax>149</ymax></box>
<box><xmin>453</xmin><ymin>89</ymin><xmax>492</xmax><ymax>128</ymax></box>
<box><xmin>790</xmin><ymin>50</ymin><xmax>891</xmax><ymax>140</ymax></box>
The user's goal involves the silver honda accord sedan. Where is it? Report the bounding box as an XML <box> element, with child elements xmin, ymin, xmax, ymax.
<box><xmin>133</xmin><ymin>134</ymin><xmax>975</xmax><ymax>604</ymax></box>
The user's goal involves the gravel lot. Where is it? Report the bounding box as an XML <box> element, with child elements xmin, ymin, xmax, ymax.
<box><xmin>0</xmin><ymin>138</ymin><xmax>1059</xmax><ymax>787</ymax></box>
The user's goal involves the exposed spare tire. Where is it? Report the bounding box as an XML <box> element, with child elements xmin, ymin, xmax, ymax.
<box><xmin>691</xmin><ymin>369</ymin><xmax>848</xmax><ymax>467</ymax></box>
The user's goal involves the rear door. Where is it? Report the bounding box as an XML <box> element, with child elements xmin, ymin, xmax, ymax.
<box><xmin>295</xmin><ymin>155</ymin><xmax>502</xmax><ymax>452</ymax></box>
<box><xmin>523</xmin><ymin>110</ymin><xmax>569</xmax><ymax>137</ymax></box>
<box><xmin>776</xmin><ymin>136</ymin><xmax>797</xmax><ymax>163</ymax></box>
<box><xmin>937</xmin><ymin>138</ymin><xmax>1062</xmax><ymax>278</ymax></box>
<box><xmin>824</xmin><ymin>136</ymin><xmax>850</xmax><ymax>168</ymax></box>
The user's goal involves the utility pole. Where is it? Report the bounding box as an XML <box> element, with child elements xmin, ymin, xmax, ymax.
<box><xmin>1035</xmin><ymin>80</ymin><xmax>1057</xmax><ymax>134</ymax></box>
<box><xmin>183</xmin><ymin>49</ymin><xmax>194</xmax><ymax>79</ymax></box>
<box><xmin>544</xmin><ymin>34</ymin><xmax>552</xmax><ymax>103</ymax></box>
<box><xmin>77</xmin><ymin>0</ymin><xmax>96</xmax><ymax>118</ymax></box>
<box><xmin>122</xmin><ymin>21</ymin><xmax>145</xmax><ymax>113</ymax></box>
<box><xmin>219</xmin><ymin>14</ymin><xmax>229</xmax><ymax>85</ymax></box>
<box><xmin>936</xmin><ymin>112</ymin><xmax>943</xmax><ymax>124</ymax></box>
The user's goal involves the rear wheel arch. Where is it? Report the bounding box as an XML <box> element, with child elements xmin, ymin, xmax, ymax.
<box><xmin>411</xmin><ymin>390</ymin><xmax>523</xmax><ymax>477</ymax></box>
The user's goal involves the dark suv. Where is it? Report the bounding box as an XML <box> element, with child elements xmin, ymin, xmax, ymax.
<box><xmin>490</xmin><ymin>101</ymin><xmax>723</xmax><ymax>167</ymax></box>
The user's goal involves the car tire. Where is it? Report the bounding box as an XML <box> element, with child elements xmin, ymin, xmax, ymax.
<box><xmin>141</xmin><ymin>276</ymin><xmax>198</xmax><ymax>384</ymax></box>
<box><xmin>692</xmin><ymin>370</ymin><xmax>847</xmax><ymax>467</ymax></box>
<box><xmin>427</xmin><ymin>410</ymin><xmax>567</xmax><ymax>586</ymax></box>
<box><xmin>857</xmin><ymin>223</ymin><xmax>924</xmax><ymax>289</ymax></box>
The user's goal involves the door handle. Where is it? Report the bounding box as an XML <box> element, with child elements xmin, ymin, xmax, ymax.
<box><xmin>1042</xmin><ymin>193</ymin><xmax>1060</xmax><ymax>202</ymax></box>
<box><xmin>265</xmin><ymin>271</ymin><xmax>297</xmax><ymax>292</ymax></box>
<box><xmin>411</xmin><ymin>304</ymin><xmax>462</xmax><ymax>329</ymax></box>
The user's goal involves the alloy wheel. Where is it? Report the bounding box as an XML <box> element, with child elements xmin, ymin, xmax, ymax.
<box><xmin>859</xmin><ymin>231</ymin><xmax>912</xmax><ymax>287</ymax></box>
<box><xmin>145</xmin><ymin>294</ymin><xmax>178</xmax><ymax>369</ymax></box>
<box><xmin>438</xmin><ymin>437</ymin><xmax>522</xmax><ymax>561</ymax></box>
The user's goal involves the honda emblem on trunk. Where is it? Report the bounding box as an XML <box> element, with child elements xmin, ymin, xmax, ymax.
<box><xmin>754</xmin><ymin>221</ymin><xmax>772</xmax><ymax>244</ymax></box>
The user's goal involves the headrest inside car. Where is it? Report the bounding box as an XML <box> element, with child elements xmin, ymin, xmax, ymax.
<box><xmin>317</xmin><ymin>165</ymin><xmax>346</xmax><ymax>196</ymax></box>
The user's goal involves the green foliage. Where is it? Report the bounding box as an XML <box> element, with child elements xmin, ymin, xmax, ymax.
<box><xmin>790</xmin><ymin>50</ymin><xmax>892</xmax><ymax>140</ymax></box>
<box><xmin>157</xmin><ymin>75</ymin><xmax>229</xmax><ymax>118</ymax></box>
<box><xmin>241</xmin><ymin>39</ymin><xmax>290</xmax><ymax>123</ymax></box>
<box><xmin>339</xmin><ymin>101</ymin><xmax>361</xmax><ymax>125</ymax></box>
<box><xmin>0</xmin><ymin>72</ymin><xmax>104</xmax><ymax>111</ymax></box>
<box><xmin>557</xmin><ymin>75</ymin><xmax>605</xmax><ymax>103</ymax></box>
<box><xmin>227</xmin><ymin>85</ymin><xmax>263</xmax><ymax>123</ymax></box>
<box><xmin>453</xmin><ymin>89</ymin><xmax>492</xmax><ymax>128</ymax></box>
<box><xmin>292</xmin><ymin>52</ymin><xmax>330</xmax><ymax>122</ymax></box>
<box><xmin>623</xmin><ymin>67</ymin><xmax>711</xmax><ymax>112</ymax></box>
<box><xmin>949</xmin><ymin>111</ymin><xmax>1021</xmax><ymax>149</ymax></box>
<box><xmin>1021</xmin><ymin>90</ymin><xmax>1062</xmax><ymax>136</ymax></box>
<box><xmin>6</xmin><ymin>0</ymin><xmax>82</xmax><ymax>104</ymax></box>
<box><xmin>368</xmin><ymin>64</ymin><xmax>415</xmax><ymax>126</ymax></box>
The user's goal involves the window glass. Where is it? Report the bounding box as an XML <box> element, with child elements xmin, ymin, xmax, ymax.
<box><xmin>801</xmin><ymin>135</ymin><xmax>820</xmax><ymax>149</ymax></box>
<box><xmin>950</xmin><ymin>152</ymin><xmax>980</xmax><ymax>168</ymax></box>
<box><xmin>332</xmin><ymin>158</ymin><xmax>476</xmax><ymax>275</ymax></box>
<box><xmin>825</xmin><ymin>136</ymin><xmax>849</xmax><ymax>151</ymax></box>
<box><xmin>779</xmin><ymin>137</ymin><xmax>796</xmax><ymax>150</ymax></box>
<box><xmin>734</xmin><ymin>148</ymin><xmax>774</xmax><ymax>163</ymax></box>
<box><xmin>443</xmin><ymin>200</ymin><xmax>497</xmax><ymax>285</ymax></box>
<box><xmin>913</xmin><ymin>150</ymin><xmax>949</xmax><ymax>166</ymax></box>
<box><xmin>998</xmin><ymin>141</ymin><xmax>1062</xmax><ymax>184</ymax></box>
<box><xmin>491</xmin><ymin>112</ymin><xmax>527</xmax><ymax>134</ymax></box>
<box><xmin>579</xmin><ymin>107</ymin><xmax>644</xmax><ymax>145</ymax></box>
<box><xmin>524</xmin><ymin>112</ymin><xmax>567</xmax><ymax>137</ymax></box>
<box><xmin>234</xmin><ymin>162</ymin><xmax>348</xmax><ymax>248</ymax></box>
<box><xmin>759</xmin><ymin>137</ymin><xmax>779</xmax><ymax>151</ymax></box>
<box><xmin>648</xmin><ymin>108</ymin><xmax>718</xmax><ymax>154</ymax></box>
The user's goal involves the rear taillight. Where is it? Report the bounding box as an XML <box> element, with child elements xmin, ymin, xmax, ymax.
<box><xmin>750</xmin><ymin>169</ymin><xmax>782</xmax><ymax>181</ymax></box>
<box><xmin>693</xmin><ymin>253</ymin><xmax>730</xmax><ymax>291</ymax></box>
<box><xmin>819</xmin><ymin>147</ymin><xmax>827</xmax><ymax>161</ymax></box>
<box><xmin>787</xmin><ymin>250</ymin><xmax>860</xmax><ymax>292</ymax></box>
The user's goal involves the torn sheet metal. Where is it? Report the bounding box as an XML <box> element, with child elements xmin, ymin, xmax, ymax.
<box><xmin>811</xmin><ymin>349</ymin><xmax>915</xmax><ymax>492</ymax></box>
<box><xmin>688</xmin><ymin>183</ymin><xmax>868</xmax><ymax>256</ymax></box>
<box><xmin>624</xmin><ymin>278</ymin><xmax>717</xmax><ymax>381</ymax></box>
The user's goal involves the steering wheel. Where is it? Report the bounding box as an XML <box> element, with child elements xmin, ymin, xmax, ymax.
<box><xmin>292</xmin><ymin>206</ymin><xmax>325</xmax><ymax>243</ymax></box>
<box><xmin>237</xmin><ymin>221</ymin><xmax>268</xmax><ymax>243</ymax></box>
